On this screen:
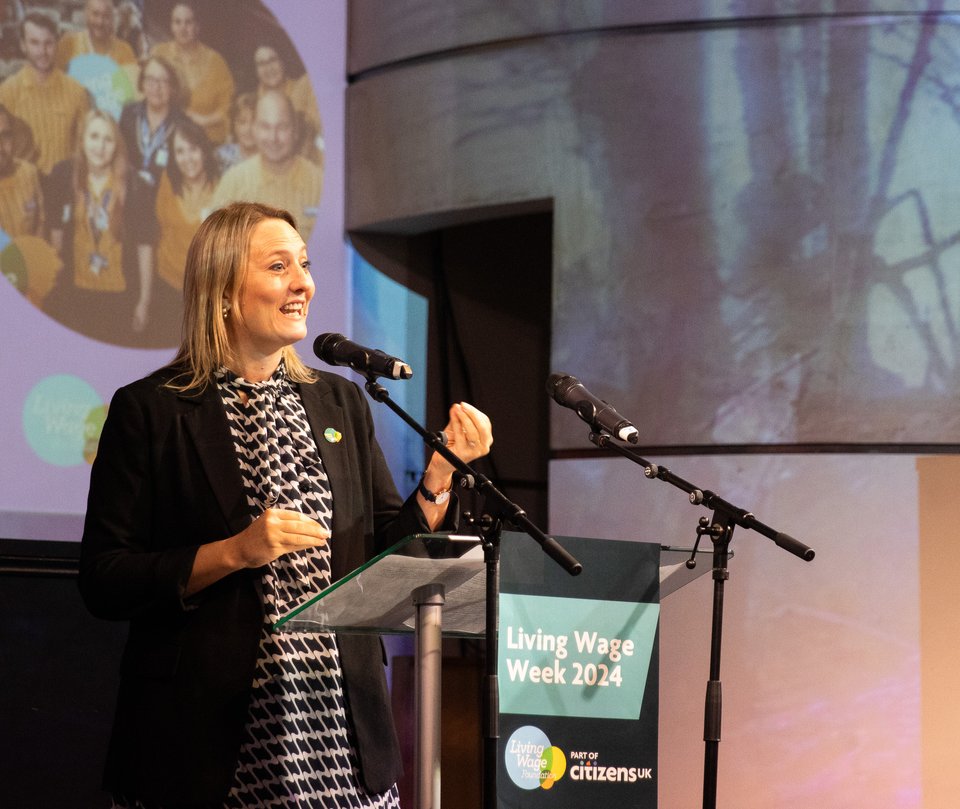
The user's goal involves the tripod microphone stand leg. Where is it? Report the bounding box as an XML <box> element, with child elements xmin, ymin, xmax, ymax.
<box><xmin>701</xmin><ymin>513</ymin><xmax>733</xmax><ymax>809</ymax></box>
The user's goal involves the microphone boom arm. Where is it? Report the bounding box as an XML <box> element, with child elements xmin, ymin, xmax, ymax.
<box><xmin>364</xmin><ymin>376</ymin><xmax>582</xmax><ymax>576</ymax></box>
<box><xmin>588</xmin><ymin>432</ymin><xmax>815</xmax><ymax>562</ymax></box>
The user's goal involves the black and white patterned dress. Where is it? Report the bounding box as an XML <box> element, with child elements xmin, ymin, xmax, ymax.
<box><xmin>217</xmin><ymin>364</ymin><xmax>401</xmax><ymax>808</ymax></box>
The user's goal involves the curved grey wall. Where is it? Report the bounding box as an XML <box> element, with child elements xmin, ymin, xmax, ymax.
<box><xmin>347</xmin><ymin>1</ymin><xmax>960</xmax><ymax>448</ymax></box>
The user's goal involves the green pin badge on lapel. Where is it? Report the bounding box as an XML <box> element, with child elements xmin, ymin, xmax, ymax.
<box><xmin>323</xmin><ymin>427</ymin><xmax>342</xmax><ymax>443</ymax></box>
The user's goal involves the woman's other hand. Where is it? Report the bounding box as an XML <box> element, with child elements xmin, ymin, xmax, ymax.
<box><xmin>233</xmin><ymin>508</ymin><xmax>330</xmax><ymax>568</ymax></box>
<box><xmin>185</xmin><ymin>508</ymin><xmax>329</xmax><ymax>597</ymax></box>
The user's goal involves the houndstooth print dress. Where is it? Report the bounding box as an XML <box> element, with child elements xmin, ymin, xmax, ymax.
<box><xmin>218</xmin><ymin>364</ymin><xmax>400</xmax><ymax>809</ymax></box>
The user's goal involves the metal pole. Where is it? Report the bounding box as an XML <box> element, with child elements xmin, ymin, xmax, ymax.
<box><xmin>413</xmin><ymin>583</ymin><xmax>446</xmax><ymax>809</ymax></box>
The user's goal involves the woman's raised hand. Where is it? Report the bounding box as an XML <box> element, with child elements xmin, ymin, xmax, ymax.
<box><xmin>442</xmin><ymin>401</ymin><xmax>493</xmax><ymax>465</ymax></box>
<box><xmin>424</xmin><ymin>401</ymin><xmax>494</xmax><ymax>484</ymax></box>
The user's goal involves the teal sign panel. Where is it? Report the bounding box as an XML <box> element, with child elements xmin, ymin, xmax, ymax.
<box><xmin>499</xmin><ymin>593</ymin><xmax>659</xmax><ymax>719</ymax></box>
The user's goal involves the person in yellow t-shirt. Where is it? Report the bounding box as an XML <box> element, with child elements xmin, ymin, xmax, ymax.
<box><xmin>44</xmin><ymin>109</ymin><xmax>150</xmax><ymax>346</ymax></box>
<box><xmin>143</xmin><ymin>117</ymin><xmax>219</xmax><ymax>345</ymax></box>
<box><xmin>0</xmin><ymin>12</ymin><xmax>91</xmax><ymax>175</ymax></box>
<box><xmin>0</xmin><ymin>104</ymin><xmax>43</xmax><ymax>239</ymax></box>
<box><xmin>210</xmin><ymin>91</ymin><xmax>323</xmax><ymax>242</ymax></box>
<box><xmin>0</xmin><ymin>102</ymin><xmax>54</xmax><ymax>305</ymax></box>
<box><xmin>152</xmin><ymin>3</ymin><xmax>235</xmax><ymax>146</ymax></box>
<box><xmin>55</xmin><ymin>0</ymin><xmax>137</xmax><ymax>71</ymax></box>
<box><xmin>253</xmin><ymin>44</ymin><xmax>323</xmax><ymax>167</ymax></box>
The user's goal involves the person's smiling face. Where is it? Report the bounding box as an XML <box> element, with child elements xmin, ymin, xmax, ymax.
<box><xmin>230</xmin><ymin>217</ymin><xmax>314</xmax><ymax>364</ymax></box>
<box><xmin>173</xmin><ymin>130</ymin><xmax>204</xmax><ymax>184</ymax></box>
<box><xmin>233</xmin><ymin>106</ymin><xmax>256</xmax><ymax>153</ymax></box>
<box><xmin>85</xmin><ymin>0</ymin><xmax>115</xmax><ymax>46</ymax></box>
<box><xmin>254</xmin><ymin>92</ymin><xmax>296</xmax><ymax>168</ymax></box>
<box><xmin>83</xmin><ymin>116</ymin><xmax>117</xmax><ymax>172</ymax></box>
<box><xmin>170</xmin><ymin>3</ymin><xmax>197</xmax><ymax>47</ymax></box>
<box><xmin>254</xmin><ymin>46</ymin><xmax>284</xmax><ymax>89</ymax></box>
<box><xmin>141</xmin><ymin>60</ymin><xmax>173</xmax><ymax>113</ymax></box>
<box><xmin>21</xmin><ymin>19</ymin><xmax>56</xmax><ymax>75</ymax></box>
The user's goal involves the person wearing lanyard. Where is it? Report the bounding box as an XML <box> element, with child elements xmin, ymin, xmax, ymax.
<box><xmin>45</xmin><ymin>109</ymin><xmax>151</xmax><ymax>344</ymax></box>
<box><xmin>118</xmin><ymin>55</ymin><xmax>188</xmax><ymax>190</ymax></box>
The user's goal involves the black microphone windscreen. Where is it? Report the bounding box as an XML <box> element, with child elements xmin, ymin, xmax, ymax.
<box><xmin>313</xmin><ymin>332</ymin><xmax>344</xmax><ymax>361</ymax></box>
<box><xmin>546</xmin><ymin>373</ymin><xmax>579</xmax><ymax>404</ymax></box>
<box><xmin>546</xmin><ymin>372</ymin><xmax>566</xmax><ymax>394</ymax></box>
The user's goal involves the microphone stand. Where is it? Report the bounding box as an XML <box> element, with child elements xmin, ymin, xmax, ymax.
<box><xmin>588</xmin><ymin>431</ymin><xmax>814</xmax><ymax>809</ymax></box>
<box><xmin>363</xmin><ymin>375</ymin><xmax>582</xmax><ymax>809</ymax></box>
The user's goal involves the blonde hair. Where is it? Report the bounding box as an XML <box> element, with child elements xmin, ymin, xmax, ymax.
<box><xmin>74</xmin><ymin>109</ymin><xmax>127</xmax><ymax>237</ymax></box>
<box><xmin>165</xmin><ymin>202</ymin><xmax>317</xmax><ymax>392</ymax></box>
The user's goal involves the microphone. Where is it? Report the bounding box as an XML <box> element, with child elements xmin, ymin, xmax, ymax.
<box><xmin>313</xmin><ymin>333</ymin><xmax>413</xmax><ymax>380</ymax></box>
<box><xmin>546</xmin><ymin>373</ymin><xmax>639</xmax><ymax>443</ymax></box>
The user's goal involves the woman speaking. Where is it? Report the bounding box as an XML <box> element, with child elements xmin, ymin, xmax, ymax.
<box><xmin>79</xmin><ymin>202</ymin><xmax>493</xmax><ymax>807</ymax></box>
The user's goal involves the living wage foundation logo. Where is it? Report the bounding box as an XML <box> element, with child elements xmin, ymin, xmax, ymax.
<box><xmin>504</xmin><ymin>723</ymin><xmax>656</xmax><ymax>793</ymax></box>
<box><xmin>504</xmin><ymin>725</ymin><xmax>566</xmax><ymax>790</ymax></box>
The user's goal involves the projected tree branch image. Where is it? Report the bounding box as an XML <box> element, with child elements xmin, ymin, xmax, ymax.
<box><xmin>345</xmin><ymin>7</ymin><xmax>960</xmax><ymax>446</ymax></box>
<box><xmin>524</xmin><ymin>8</ymin><xmax>960</xmax><ymax>448</ymax></box>
<box><xmin>0</xmin><ymin>0</ymin><xmax>323</xmax><ymax>348</ymax></box>
<box><xmin>703</xmin><ymin>11</ymin><xmax>960</xmax><ymax>444</ymax></box>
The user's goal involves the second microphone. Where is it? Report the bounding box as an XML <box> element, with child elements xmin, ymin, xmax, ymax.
<box><xmin>546</xmin><ymin>373</ymin><xmax>639</xmax><ymax>443</ymax></box>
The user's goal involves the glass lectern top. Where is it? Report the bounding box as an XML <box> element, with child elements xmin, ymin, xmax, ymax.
<box><xmin>273</xmin><ymin>535</ymin><xmax>724</xmax><ymax>635</ymax></box>
<box><xmin>274</xmin><ymin>532</ymin><xmax>486</xmax><ymax>635</ymax></box>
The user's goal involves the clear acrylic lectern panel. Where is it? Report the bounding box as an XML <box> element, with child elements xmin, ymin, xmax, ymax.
<box><xmin>274</xmin><ymin>533</ymin><xmax>487</xmax><ymax>635</ymax></box>
<box><xmin>275</xmin><ymin>536</ymin><xmax>718</xmax><ymax>635</ymax></box>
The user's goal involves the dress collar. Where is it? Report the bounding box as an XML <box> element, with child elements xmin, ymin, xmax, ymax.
<box><xmin>216</xmin><ymin>357</ymin><xmax>288</xmax><ymax>397</ymax></box>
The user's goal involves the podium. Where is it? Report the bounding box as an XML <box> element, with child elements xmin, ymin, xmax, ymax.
<box><xmin>276</xmin><ymin>533</ymin><xmax>486</xmax><ymax>809</ymax></box>
<box><xmin>276</xmin><ymin>533</ymin><xmax>719</xmax><ymax>808</ymax></box>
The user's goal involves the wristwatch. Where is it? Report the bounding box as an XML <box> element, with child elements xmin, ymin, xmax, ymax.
<box><xmin>418</xmin><ymin>475</ymin><xmax>453</xmax><ymax>505</ymax></box>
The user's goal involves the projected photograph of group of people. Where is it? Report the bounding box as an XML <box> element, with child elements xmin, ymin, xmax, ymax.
<box><xmin>0</xmin><ymin>0</ymin><xmax>322</xmax><ymax>348</ymax></box>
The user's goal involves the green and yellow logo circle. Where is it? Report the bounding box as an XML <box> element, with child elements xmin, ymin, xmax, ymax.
<box><xmin>22</xmin><ymin>374</ymin><xmax>105</xmax><ymax>466</ymax></box>
<box><xmin>504</xmin><ymin>725</ymin><xmax>567</xmax><ymax>790</ymax></box>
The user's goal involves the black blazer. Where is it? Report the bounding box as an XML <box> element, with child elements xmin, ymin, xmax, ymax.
<box><xmin>79</xmin><ymin>367</ymin><xmax>443</xmax><ymax>805</ymax></box>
